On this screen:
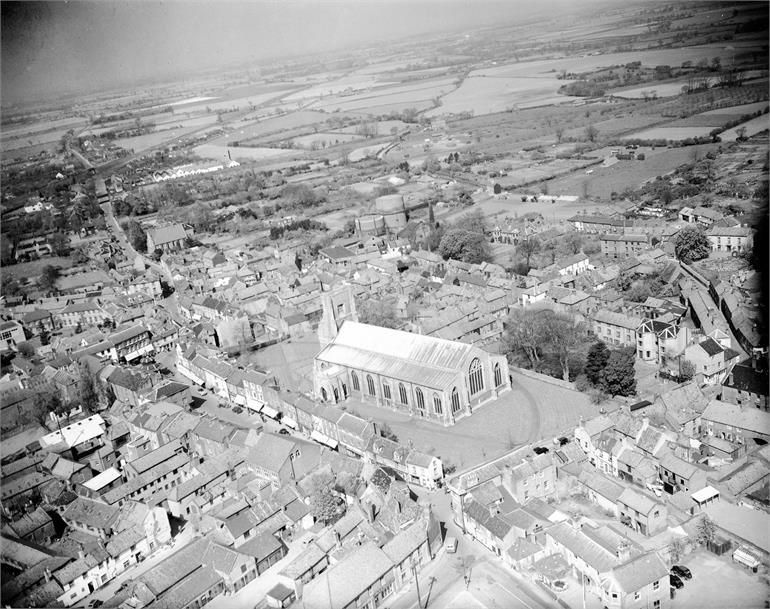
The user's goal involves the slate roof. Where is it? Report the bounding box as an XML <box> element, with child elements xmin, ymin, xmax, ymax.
<box><xmin>301</xmin><ymin>542</ymin><xmax>393</xmax><ymax>609</ymax></box>
<box><xmin>609</xmin><ymin>552</ymin><xmax>669</xmax><ymax>593</ymax></box>
<box><xmin>618</xmin><ymin>488</ymin><xmax>658</xmax><ymax>515</ymax></box>
<box><xmin>699</xmin><ymin>337</ymin><xmax>724</xmax><ymax>357</ymax></box>
<box><xmin>702</xmin><ymin>400</ymin><xmax>770</xmax><ymax>435</ymax></box>
<box><xmin>724</xmin><ymin>361</ymin><xmax>769</xmax><ymax>396</ymax></box>
<box><xmin>316</xmin><ymin>320</ymin><xmax>475</xmax><ymax>390</ymax></box>
<box><xmin>546</xmin><ymin>522</ymin><xmax>619</xmax><ymax>573</ymax></box>
<box><xmin>148</xmin><ymin>224</ymin><xmax>188</xmax><ymax>246</ymax></box>
<box><xmin>61</xmin><ymin>496</ymin><xmax>120</xmax><ymax>531</ymax></box>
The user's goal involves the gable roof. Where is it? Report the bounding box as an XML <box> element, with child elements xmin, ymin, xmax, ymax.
<box><xmin>608</xmin><ymin>552</ymin><xmax>669</xmax><ymax>593</ymax></box>
<box><xmin>316</xmin><ymin>320</ymin><xmax>475</xmax><ymax>390</ymax></box>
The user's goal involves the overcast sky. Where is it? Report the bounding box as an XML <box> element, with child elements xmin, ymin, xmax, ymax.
<box><xmin>2</xmin><ymin>1</ymin><xmax>564</xmax><ymax>105</ymax></box>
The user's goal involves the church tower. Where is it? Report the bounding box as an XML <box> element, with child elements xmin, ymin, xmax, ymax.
<box><xmin>317</xmin><ymin>284</ymin><xmax>358</xmax><ymax>348</ymax></box>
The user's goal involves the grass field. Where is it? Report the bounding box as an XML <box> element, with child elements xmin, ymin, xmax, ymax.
<box><xmin>193</xmin><ymin>143</ymin><xmax>304</xmax><ymax>162</ymax></box>
<box><xmin>623</xmin><ymin>125</ymin><xmax>716</xmax><ymax>140</ymax></box>
<box><xmin>426</xmin><ymin>75</ymin><xmax>579</xmax><ymax>117</ymax></box>
<box><xmin>1</xmin><ymin>256</ymin><xmax>75</xmax><ymax>279</ymax></box>
<box><xmin>543</xmin><ymin>143</ymin><xmax>717</xmax><ymax>198</ymax></box>
<box><xmin>290</xmin><ymin>132</ymin><xmax>364</xmax><ymax>149</ymax></box>
<box><xmin>720</xmin><ymin>114</ymin><xmax>770</xmax><ymax>141</ymax></box>
<box><xmin>207</xmin><ymin>111</ymin><xmax>331</xmax><ymax>146</ymax></box>
<box><xmin>311</xmin><ymin>78</ymin><xmax>455</xmax><ymax>113</ymax></box>
<box><xmin>114</xmin><ymin>117</ymin><xmax>219</xmax><ymax>151</ymax></box>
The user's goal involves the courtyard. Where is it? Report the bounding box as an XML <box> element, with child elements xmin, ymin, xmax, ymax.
<box><xmin>346</xmin><ymin>369</ymin><xmax>601</xmax><ymax>471</ymax></box>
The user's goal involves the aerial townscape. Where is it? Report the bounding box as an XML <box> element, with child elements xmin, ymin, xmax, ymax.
<box><xmin>0</xmin><ymin>1</ymin><xmax>768</xmax><ymax>608</ymax></box>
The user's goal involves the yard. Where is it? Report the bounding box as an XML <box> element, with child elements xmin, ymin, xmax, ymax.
<box><xmin>346</xmin><ymin>369</ymin><xmax>599</xmax><ymax>472</ymax></box>
<box><xmin>672</xmin><ymin>549</ymin><xmax>770</xmax><ymax>609</ymax></box>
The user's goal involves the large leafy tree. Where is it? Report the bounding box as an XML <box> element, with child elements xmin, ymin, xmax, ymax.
<box><xmin>541</xmin><ymin>311</ymin><xmax>589</xmax><ymax>381</ymax></box>
<box><xmin>38</xmin><ymin>265</ymin><xmax>61</xmax><ymax>294</ymax></box>
<box><xmin>585</xmin><ymin>341</ymin><xmax>611</xmax><ymax>385</ymax></box>
<box><xmin>438</xmin><ymin>229</ymin><xmax>491</xmax><ymax>264</ymax></box>
<box><xmin>517</xmin><ymin>237</ymin><xmax>541</xmax><ymax>270</ymax></box>
<box><xmin>77</xmin><ymin>363</ymin><xmax>100</xmax><ymax>413</ymax></box>
<box><xmin>357</xmin><ymin>298</ymin><xmax>399</xmax><ymax>329</ymax></box>
<box><xmin>600</xmin><ymin>347</ymin><xmax>637</xmax><ymax>396</ymax></box>
<box><xmin>674</xmin><ymin>225</ymin><xmax>710</xmax><ymax>264</ymax></box>
<box><xmin>125</xmin><ymin>219</ymin><xmax>147</xmax><ymax>253</ymax></box>
<box><xmin>309</xmin><ymin>472</ymin><xmax>346</xmax><ymax>525</ymax></box>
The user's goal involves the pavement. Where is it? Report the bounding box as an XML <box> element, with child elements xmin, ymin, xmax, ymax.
<box><xmin>346</xmin><ymin>369</ymin><xmax>600</xmax><ymax>472</ymax></box>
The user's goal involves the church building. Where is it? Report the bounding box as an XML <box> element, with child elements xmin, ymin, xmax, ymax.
<box><xmin>313</xmin><ymin>287</ymin><xmax>511</xmax><ymax>426</ymax></box>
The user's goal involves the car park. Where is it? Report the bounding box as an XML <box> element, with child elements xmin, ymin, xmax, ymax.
<box><xmin>671</xmin><ymin>565</ymin><xmax>692</xmax><ymax>580</ymax></box>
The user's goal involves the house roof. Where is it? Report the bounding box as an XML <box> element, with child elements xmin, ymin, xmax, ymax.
<box><xmin>703</xmin><ymin>400</ymin><xmax>770</xmax><ymax>436</ymax></box>
<box><xmin>546</xmin><ymin>522</ymin><xmax>618</xmax><ymax>573</ymax></box>
<box><xmin>724</xmin><ymin>361</ymin><xmax>768</xmax><ymax>397</ymax></box>
<box><xmin>61</xmin><ymin>496</ymin><xmax>120</xmax><ymax>531</ymax></box>
<box><xmin>301</xmin><ymin>542</ymin><xmax>393</xmax><ymax>609</ymax></box>
<box><xmin>148</xmin><ymin>224</ymin><xmax>188</xmax><ymax>246</ymax></box>
<box><xmin>699</xmin><ymin>337</ymin><xmax>724</xmax><ymax>357</ymax></box>
<box><xmin>608</xmin><ymin>552</ymin><xmax>669</xmax><ymax>594</ymax></box>
<box><xmin>617</xmin><ymin>488</ymin><xmax>658</xmax><ymax>515</ymax></box>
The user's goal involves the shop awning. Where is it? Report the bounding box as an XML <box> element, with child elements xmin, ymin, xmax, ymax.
<box><xmin>262</xmin><ymin>405</ymin><xmax>279</xmax><ymax>419</ymax></box>
<box><xmin>691</xmin><ymin>486</ymin><xmax>720</xmax><ymax>505</ymax></box>
<box><xmin>311</xmin><ymin>430</ymin><xmax>338</xmax><ymax>450</ymax></box>
<box><xmin>283</xmin><ymin>417</ymin><xmax>297</xmax><ymax>429</ymax></box>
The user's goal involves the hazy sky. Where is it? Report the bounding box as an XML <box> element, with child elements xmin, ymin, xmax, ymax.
<box><xmin>1</xmin><ymin>1</ymin><xmax>555</xmax><ymax>105</ymax></box>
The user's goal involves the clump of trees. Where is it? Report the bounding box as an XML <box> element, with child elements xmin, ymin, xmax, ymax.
<box><xmin>503</xmin><ymin>308</ymin><xmax>589</xmax><ymax>381</ymax></box>
<box><xmin>357</xmin><ymin>297</ymin><xmax>400</xmax><ymax>330</ymax></box>
<box><xmin>269</xmin><ymin>219</ymin><xmax>327</xmax><ymax>240</ymax></box>
<box><xmin>124</xmin><ymin>219</ymin><xmax>147</xmax><ymax>253</ymax></box>
<box><xmin>577</xmin><ymin>341</ymin><xmax>637</xmax><ymax>397</ymax></box>
<box><xmin>674</xmin><ymin>225</ymin><xmax>710</xmax><ymax>264</ymax></box>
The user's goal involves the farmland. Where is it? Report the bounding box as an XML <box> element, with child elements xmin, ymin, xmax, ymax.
<box><xmin>720</xmin><ymin>114</ymin><xmax>770</xmax><ymax>141</ymax></box>
<box><xmin>192</xmin><ymin>143</ymin><xmax>305</xmax><ymax>162</ymax></box>
<box><xmin>542</xmin><ymin>143</ymin><xmax>718</xmax><ymax>199</ymax></box>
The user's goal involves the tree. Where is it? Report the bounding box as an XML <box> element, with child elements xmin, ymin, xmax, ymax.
<box><xmin>125</xmin><ymin>220</ymin><xmax>147</xmax><ymax>253</ymax></box>
<box><xmin>669</xmin><ymin>538</ymin><xmax>686</xmax><ymax>563</ymax></box>
<box><xmin>357</xmin><ymin>298</ymin><xmax>400</xmax><ymax>329</ymax></box>
<box><xmin>438</xmin><ymin>229</ymin><xmax>491</xmax><ymax>264</ymax></box>
<box><xmin>378</xmin><ymin>422</ymin><xmax>399</xmax><ymax>442</ymax></box>
<box><xmin>517</xmin><ymin>237</ymin><xmax>540</xmax><ymax>269</ymax></box>
<box><xmin>679</xmin><ymin>358</ymin><xmax>696</xmax><ymax>381</ymax></box>
<box><xmin>493</xmin><ymin>183</ymin><xmax>502</xmax><ymax>195</ymax></box>
<box><xmin>38</xmin><ymin>265</ymin><xmax>60</xmax><ymax>293</ymax></box>
<box><xmin>37</xmin><ymin>322</ymin><xmax>50</xmax><ymax>346</ymax></box>
<box><xmin>309</xmin><ymin>472</ymin><xmax>346</xmax><ymax>525</ymax></box>
<box><xmin>674</xmin><ymin>226</ymin><xmax>710</xmax><ymax>264</ymax></box>
<box><xmin>696</xmin><ymin>515</ymin><xmax>716</xmax><ymax>546</ymax></box>
<box><xmin>33</xmin><ymin>389</ymin><xmax>68</xmax><ymax>426</ymax></box>
<box><xmin>585</xmin><ymin>124</ymin><xmax>598</xmax><ymax>142</ymax></box>
<box><xmin>559</xmin><ymin>232</ymin><xmax>583</xmax><ymax>256</ymax></box>
<box><xmin>49</xmin><ymin>232</ymin><xmax>70</xmax><ymax>256</ymax></box>
<box><xmin>503</xmin><ymin>307</ymin><xmax>552</xmax><ymax>367</ymax></box>
<box><xmin>541</xmin><ymin>312</ymin><xmax>588</xmax><ymax>381</ymax></box>
<box><xmin>600</xmin><ymin>348</ymin><xmax>637</xmax><ymax>397</ymax></box>
<box><xmin>17</xmin><ymin>342</ymin><xmax>35</xmax><ymax>358</ymax></box>
<box><xmin>77</xmin><ymin>363</ymin><xmax>100</xmax><ymax>413</ymax></box>
<box><xmin>458</xmin><ymin>209</ymin><xmax>486</xmax><ymax>235</ymax></box>
<box><xmin>585</xmin><ymin>341</ymin><xmax>611</xmax><ymax>386</ymax></box>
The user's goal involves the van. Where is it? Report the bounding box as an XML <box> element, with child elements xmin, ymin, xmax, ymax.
<box><xmin>445</xmin><ymin>536</ymin><xmax>458</xmax><ymax>554</ymax></box>
<box><xmin>733</xmin><ymin>546</ymin><xmax>760</xmax><ymax>571</ymax></box>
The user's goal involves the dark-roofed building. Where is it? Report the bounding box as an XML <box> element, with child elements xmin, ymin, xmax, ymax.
<box><xmin>721</xmin><ymin>359</ymin><xmax>769</xmax><ymax>411</ymax></box>
<box><xmin>146</xmin><ymin>223</ymin><xmax>190</xmax><ymax>253</ymax></box>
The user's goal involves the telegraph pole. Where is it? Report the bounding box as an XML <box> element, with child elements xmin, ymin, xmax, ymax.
<box><xmin>412</xmin><ymin>562</ymin><xmax>423</xmax><ymax>609</ymax></box>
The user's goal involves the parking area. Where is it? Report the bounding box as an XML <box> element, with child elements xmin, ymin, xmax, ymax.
<box><xmin>672</xmin><ymin>549</ymin><xmax>769</xmax><ymax>609</ymax></box>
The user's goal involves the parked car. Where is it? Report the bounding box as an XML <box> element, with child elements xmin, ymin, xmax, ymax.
<box><xmin>669</xmin><ymin>574</ymin><xmax>684</xmax><ymax>589</ymax></box>
<box><xmin>278</xmin><ymin>428</ymin><xmax>290</xmax><ymax>435</ymax></box>
<box><xmin>671</xmin><ymin>565</ymin><xmax>692</xmax><ymax>580</ymax></box>
<box><xmin>533</xmin><ymin>446</ymin><xmax>550</xmax><ymax>455</ymax></box>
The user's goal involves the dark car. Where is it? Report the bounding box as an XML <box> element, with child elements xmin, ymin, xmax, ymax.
<box><xmin>669</xmin><ymin>574</ymin><xmax>684</xmax><ymax>589</ymax></box>
<box><xmin>533</xmin><ymin>446</ymin><xmax>550</xmax><ymax>455</ymax></box>
<box><xmin>671</xmin><ymin>565</ymin><xmax>692</xmax><ymax>580</ymax></box>
<box><xmin>278</xmin><ymin>428</ymin><xmax>290</xmax><ymax>435</ymax></box>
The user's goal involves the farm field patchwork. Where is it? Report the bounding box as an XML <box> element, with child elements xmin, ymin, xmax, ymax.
<box><xmin>623</xmin><ymin>126</ymin><xmax>715</xmax><ymax>140</ymax></box>
<box><xmin>426</xmin><ymin>75</ymin><xmax>581</xmax><ymax>117</ymax></box>
<box><xmin>290</xmin><ymin>132</ymin><xmax>364</xmax><ymax>149</ymax></box>
<box><xmin>720</xmin><ymin>114</ymin><xmax>770</xmax><ymax>141</ymax></box>
<box><xmin>193</xmin><ymin>143</ymin><xmax>304</xmax><ymax>162</ymax></box>
<box><xmin>207</xmin><ymin>111</ymin><xmax>332</xmax><ymax>146</ymax></box>
<box><xmin>543</xmin><ymin>143</ymin><xmax>718</xmax><ymax>198</ymax></box>
<box><xmin>310</xmin><ymin>78</ymin><xmax>456</xmax><ymax>112</ymax></box>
